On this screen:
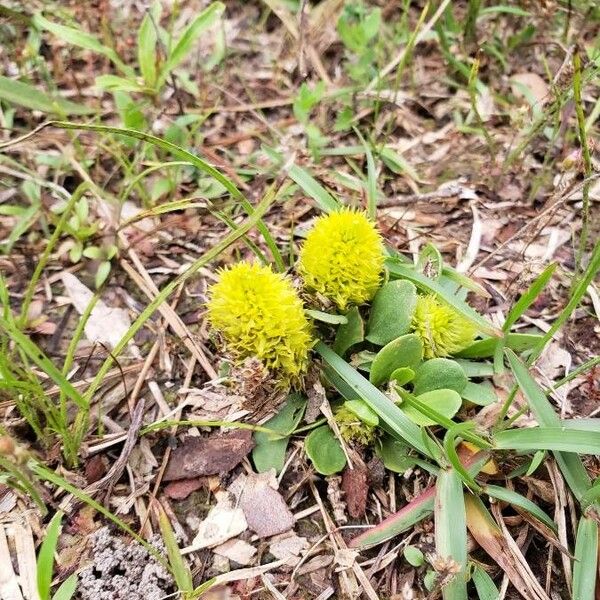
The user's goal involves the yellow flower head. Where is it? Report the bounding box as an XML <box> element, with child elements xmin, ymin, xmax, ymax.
<box><xmin>297</xmin><ymin>208</ymin><xmax>384</xmax><ymax>310</ymax></box>
<box><xmin>334</xmin><ymin>405</ymin><xmax>378</xmax><ymax>446</ymax></box>
<box><xmin>206</xmin><ymin>262</ymin><xmax>313</xmax><ymax>385</ymax></box>
<box><xmin>412</xmin><ymin>294</ymin><xmax>476</xmax><ymax>358</ymax></box>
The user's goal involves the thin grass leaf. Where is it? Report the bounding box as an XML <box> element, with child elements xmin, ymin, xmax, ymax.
<box><xmin>435</xmin><ymin>469</ymin><xmax>468</xmax><ymax>600</ymax></box>
<box><xmin>354</xmin><ymin>128</ymin><xmax>378</xmax><ymax>219</ymax></box>
<box><xmin>0</xmin><ymin>318</ymin><xmax>86</xmax><ymax>409</ymax></box>
<box><xmin>386</xmin><ymin>260</ymin><xmax>500</xmax><ymax>337</ymax></box>
<box><xmin>37</xmin><ymin>511</ymin><xmax>63</xmax><ymax>600</ymax></box>
<box><xmin>52</xmin><ymin>573</ymin><xmax>77</xmax><ymax>600</ymax></box>
<box><xmin>158</xmin><ymin>508</ymin><xmax>193</xmax><ymax>593</ymax></box>
<box><xmin>288</xmin><ymin>164</ymin><xmax>340</xmax><ymax>213</ymax></box>
<box><xmin>506</xmin><ymin>350</ymin><xmax>591</xmax><ymax>500</ymax></box>
<box><xmin>161</xmin><ymin>2</ymin><xmax>225</xmax><ymax>78</ymax></box>
<box><xmin>33</xmin><ymin>14</ymin><xmax>133</xmax><ymax>77</ymax></box>
<box><xmin>316</xmin><ymin>341</ymin><xmax>434</xmax><ymax>458</ymax></box>
<box><xmin>137</xmin><ymin>5</ymin><xmax>159</xmax><ymax>88</ymax></box>
<box><xmin>0</xmin><ymin>76</ymin><xmax>91</xmax><ymax>115</ymax></box>
<box><xmin>457</xmin><ymin>333</ymin><xmax>543</xmax><ymax>359</ymax></box>
<box><xmin>572</xmin><ymin>516</ymin><xmax>598</xmax><ymax>600</ymax></box>
<box><xmin>495</xmin><ymin>427</ymin><xmax>600</xmax><ymax>454</ymax></box>
<box><xmin>483</xmin><ymin>485</ymin><xmax>556</xmax><ymax>532</ymax></box>
<box><xmin>472</xmin><ymin>565</ymin><xmax>500</xmax><ymax>600</ymax></box>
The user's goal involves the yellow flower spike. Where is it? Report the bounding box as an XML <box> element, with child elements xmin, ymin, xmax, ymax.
<box><xmin>298</xmin><ymin>208</ymin><xmax>385</xmax><ymax>310</ymax></box>
<box><xmin>412</xmin><ymin>294</ymin><xmax>477</xmax><ymax>358</ymax></box>
<box><xmin>206</xmin><ymin>262</ymin><xmax>314</xmax><ymax>386</ymax></box>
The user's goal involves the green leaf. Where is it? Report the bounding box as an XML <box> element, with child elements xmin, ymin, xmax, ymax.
<box><xmin>33</xmin><ymin>14</ymin><xmax>133</xmax><ymax>77</ymax></box>
<box><xmin>137</xmin><ymin>3</ymin><xmax>160</xmax><ymax>88</ymax></box>
<box><xmin>376</xmin><ymin>436</ymin><xmax>415</xmax><ymax>473</ymax></box>
<box><xmin>253</xmin><ymin>395</ymin><xmax>306</xmax><ymax>473</ymax></box>
<box><xmin>389</xmin><ymin>367</ymin><xmax>415</xmax><ymax>387</ymax></box>
<box><xmin>316</xmin><ymin>341</ymin><xmax>433</xmax><ymax>457</ymax></box>
<box><xmin>454</xmin><ymin>360</ymin><xmax>494</xmax><ymax>378</ymax></box>
<box><xmin>402</xmin><ymin>389</ymin><xmax>462</xmax><ymax>427</ymax></box>
<box><xmin>461</xmin><ymin>381</ymin><xmax>497</xmax><ymax>406</ymax></box>
<box><xmin>0</xmin><ymin>75</ymin><xmax>91</xmax><ymax>115</ymax></box>
<box><xmin>483</xmin><ymin>485</ymin><xmax>556</xmax><ymax>532</ymax></box>
<box><xmin>333</xmin><ymin>306</ymin><xmax>364</xmax><ymax>356</ymax></box>
<box><xmin>404</xmin><ymin>545</ymin><xmax>425</xmax><ymax>567</ymax></box>
<box><xmin>417</xmin><ymin>243</ymin><xmax>443</xmax><ymax>280</ymax></box>
<box><xmin>495</xmin><ymin>427</ymin><xmax>600</xmax><ymax>454</ymax></box>
<box><xmin>506</xmin><ymin>350</ymin><xmax>591</xmax><ymax>500</ymax></box>
<box><xmin>456</xmin><ymin>333</ymin><xmax>544</xmax><ymax>359</ymax></box>
<box><xmin>472</xmin><ymin>565</ymin><xmax>499</xmax><ymax>600</ymax></box>
<box><xmin>435</xmin><ymin>469</ymin><xmax>468</xmax><ymax>600</ymax></box>
<box><xmin>95</xmin><ymin>261</ymin><xmax>111</xmax><ymax>289</ymax></box>
<box><xmin>162</xmin><ymin>3</ymin><xmax>225</xmax><ymax>78</ymax></box>
<box><xmin>572</xmin><ymin>516</ymin><xmax>598</xmax><ymax>600</ymax></box>
<box><xmin>305</xmin><ymin>309</ymin><xmax>348</xmax><ymax>324</ymax></box>
<box><xmin>412</xmin><ymin>358</ymin><xmax>467</xmax><ymax>396</ymax></box>
<box><xmin>287</xmin><ymin>163</ymin><xmax>340</xmax><ymax>213</ymax></box>
<box><xmin>158</xmin><ymin>508</ymin><xmax>193</xmax><ymax>592</ymax></box>
<box><xmin>345</xmin><ymin>399</ymin><xmax>378</xmax><ymax>426</ymax></box>
<box><xmin>95</xmin><ymin>74</ymin><xmax>146</xmax><ymax>93</ymax></box>
<box><xmin>305</xmin><ymin>425</ymin><xmax>346</xmax><ymax>475</ymax></box>
<box><xmin>37</xmin><ymin>511</ymin><xmax>63</xmax><ymax>600</ymax></box>
<box><xmin>366</xmin><ymin>280</ymin><xmax>417</xmax><ymax>345</ymax></box>
<box><xmin>52</xmin><ymin>574</ymin><xmax>77</xmax><ymax>600</ymax></box>
<box><xmin>369</xmin><ymin>333</ymin><xmax>423</xmax><ymax>387</ymax></box>
<box><xmin>386</xmin><ymin>260</ymin><xmax>499</xmax><ymax>337</ymax></box>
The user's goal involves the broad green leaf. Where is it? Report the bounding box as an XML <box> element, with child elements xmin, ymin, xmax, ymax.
<box><xmin>345</xmin><ymin>399</ymin><xmax>378</xmax><ymax>426</ymax></box>
<box><xmin>404</xmin><ymin>545</ymin><xmax>425</xmax><ymax>567</ymax></box>
<box><xmin>333</xmin><ymin>306</ymin><xmax>364</xmax><ymax>355</ymax></box>
<box><xmin>95</xmin><ymin>74</ymin><xmax>146</xmax><ymax>93</ymax></box>
<box><xmin>288</xmin><ymin>163</ymin><xmax>340</xmax><ymax>213</ymax></box>
<box><xmin>0</xmin><ymin>75</ymin><xmax>91</xmax><ymax>115</ymax></box>
<box><xmin>305</xmin><ymin>309</ymin><xmax>348</xmax><ymax>324</ymax></box>
<box><xmin>386</xmin><ymin>259</ymin><xmax>500</xmax><ymax>337</ymax></box>
<box><xmin>162</xmin><ymin>3</ymin><xmax>225</xmax><ymax>78</ymax></box>
<box><xmin>33</xmin><ymin>14</ymin><xmax>133</xmax><ymax>77</ymax></box>
<box><xmin>494</xmin><ymin>427</ymin><xmax>600</xmax><ymax>454</ymax></box>
<box><xmin>417</xmin><ymin>243</ymin><xmax>443</xmax><ymax>280</ymax></box>
<box><xmin>305</xmin><ymin>425</ymin><xmax>346</xmax><ymax>475</ymax></box>
<box><xmin>366</xmin><ymin>280</ymin><xmax>417</xmax><ymax>346</ymax></box>
<box><xmin>572</xmin><ymin>516</ymin><xmax>598</xmax><ymax>600</ymax></box>
<box><xmin>402</xmin><ymin>389</ymin><xmax>462</xmax><ymax>427</ymax></box>
<box><xmin>472</xmin><ymin>565</ymin><xmax>499</xmax><ymax>600</ymax></box>
<box><xmin>412</xmin><ymin>358</ymin><xmax>467</xmax><ymax>395</ymax></box>
<box><xmin>435</xmin><ymin>469</ymin><xmax>468</xmax><ymax>600</ymax></box>
<box><xmin>376</xmin><ymin>436</ymin><xmax>415</xmax><ymax>473</ymax></box>
<box><xmin>37</xmin><ymin>511</ymin><xmax>63</xmax><ymax>600</ymax></box>
<box><xmin>389</xmin><ymin>367</ymin><xmax>415</xmax><ymax>387</ymax></box>
<box><xmin>253</xmin><ymin>395</ymin><xmax>306</xmax><ymax>473</ymax></box>
<box><xmin>369</xmin><ymin>333</ymin><xmax>423</xmax><ymax>386</ymax></box>
<box><xmin>454</xmin><ymin>360</ymin><xmax>494</xmax><ymax>378</ymax></box>
<box><xmin>316</xmin><ymin>341</ymin><xmax>433</xmax><ymax>457</ymax></box>
<box><xmin>461</xmin><ymin>381</ymin><xmax>497</xmax><ymax>406</ymax></box>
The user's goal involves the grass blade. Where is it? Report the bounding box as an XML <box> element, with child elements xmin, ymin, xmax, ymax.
<box><xmin>52</xmin><ymin>573</ymin><xmax>77</xmax><ymax>600</ymax></box>
<box><xmin>0</xmin><ymin>76</ymin><xmax>91</xmax><ymax>115</ymax></box>
<box><xmin>288</xmin><ymin>164</ymin><xmax>341</xmax><ymax>213</ymax></box>
<box><xmin>137</xmin><ymin>6</ymin><xmax>159</xmax><ymax>89</ymax></box>
<box><xmin>472</xmin><ymin>565</ymin><xmax>500</xmax><ymax>600</ymax></box>
<box><xmin>386</xmin><ymin>260</ymin><xmax>500</xmax><ymax>337</ymax></box>
<box><xmin>435</xmin><ymin>469</ymin><xmax>468</xmax><ymax>599</ymax></box>
<box><xmin>495</xmin><ymin>427</ymin><xmax>600</xmax><ymax>454</ymax></box>
<box><xmin>37</xmin><ymin>511</ymin><xmax>63</xmax><ymax>600</ymax></box>
<box><xmin>506</xmin><ymin>350</ymin><xmax>591</xmax><ymax>500</ymax></box>
<box><xmin>158</xmin><ymin>507</ymin><xmax>193</xmax><ymax>593</ymax></box>
<box><xmin>572</xmin><ymin>516</ymin><xmax>598</xmax><ymax>600</ymax></box>
<box><xmin>316</xmin><ymin>341</ymin><xmax>433</xmax><ymax>458</ymax></box>
<box><xmin>456</xmin><ymin>333</ymin><xmax>543</xmax><ymax>359</ymax></box>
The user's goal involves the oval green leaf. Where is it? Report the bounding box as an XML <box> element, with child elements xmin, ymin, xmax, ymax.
<box><xmin>305</xmin><ymin>425</ymin><xmax>347</xmax><ymax>475</ymax></box>
<box><xmin>333</xmin><ymin>306</ymin><xmax>364</xmax><ymax>355</ymax></box>
<box><xmin>369</xmin><ymin>333</ymin><xmax>423</xmax><ymax>387</ymax></box>
<box><xmin>402</xmin><ymin>389</ymin><xmax>462</xmax><ymax>426</ymax></box>
<box><xmin>390</xmin><ymin>366</ymin><xmax>415</xmax><ymax>387</ymax></box>
<box><xmin>366</xmin><ymin>280</ymin><xmax>417</xmax><ymax>346</ymax></box>
<box><xmin>412</xmin><ymin>358</ymin><xmax>467</xmax><ymax>396</ymax></box>
<box><xmin>345</xmin><ymin>399</ymin><xmax>379</xmax><ymax>426</ymax></box>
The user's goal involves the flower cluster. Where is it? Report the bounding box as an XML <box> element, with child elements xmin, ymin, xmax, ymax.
<box><xmin>206</xmin><ymin>262</ymin><xmax>313</xmax><ymax>385</ymax></box>
<box><xmin>297</xmin><ymin>208</ymin><xmax>384</xmax><ymax>311</ymax></box>
<box><xmin>412</xmin><ymin>294</ymin><xmax>476</xmax><ymax>358</ymax></box>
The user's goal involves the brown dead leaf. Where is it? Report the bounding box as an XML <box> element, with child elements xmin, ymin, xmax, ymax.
<box><xmin>511</xmin><ymin>72</ymin><xmax>549</xmax><ymax>106</ymax></box>
<box><xmin>84</xmin><ymin>454</ymin><xmax>108</xmax><ymax>484</ymax></box>
<box><xmin>240</xmin><ymin>471</ymin><xmax>295</xmax><ymax>538</ymax></box>
<box><xmin>164</xmin><ymin>477</ymin><xmax>208</xmax><ymax>500</ymax></box>
<box><xmin>213</xmin><ymin>539</ymin><xmax>257</xmax><ymax>566</ymax></box>
<box><xmin>163</xmin><ymin>430</ymin><xmax>254</xmax><ymax>481</ymax></box>
<box><xmin>341</xmin><ymin>465</ymin><xmax>369</xmax><ymax>519</ymax></box>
